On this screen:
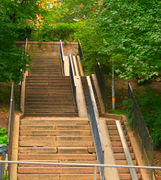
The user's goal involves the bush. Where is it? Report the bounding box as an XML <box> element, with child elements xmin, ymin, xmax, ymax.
<box><xmin>30</xmin><ymin>23</ymin><xmax>81</xmax><ymax>42</ymax></box>
<box><xmin>0</xmin><ymin>128</ymin><xmax>8</xmax><ymax>144</ymax></box>
<box><xmin>135</xmin><ymin>88</ymin><xmax>161</xmax><ymax>148</ymax></box>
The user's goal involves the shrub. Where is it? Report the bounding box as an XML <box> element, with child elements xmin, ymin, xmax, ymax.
<box><xmin>0</xmin><ymin>128</ymin><xmax>8</xmax><ymax>145</ymax></box>
<box><xmin>30</xmin><ymin>23</ymin><xmax>81</xmax><ymax>42</ymax></box>
<box><xmin>135</xmin><ymin>88</ymin><xmax>161</xmax><ymax>148</ymax></box>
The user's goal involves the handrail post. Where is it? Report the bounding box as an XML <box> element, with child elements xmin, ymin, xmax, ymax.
<box><xmin>60</xmin><ymin>40</ymin><xmax>64</xmax><ymax>75</ymax></box>
<box><xmin>94</xmin><ymin>166</ymin><xmax>97</xmax><ymax>180</ymax></box>
<box><xmin>78</xmin><ymin>39</ymin><xmax>83</xmax><ymax>60</ymax></box>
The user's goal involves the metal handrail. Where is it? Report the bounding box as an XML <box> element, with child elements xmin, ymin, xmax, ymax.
<box><xmin>7</xmin><ymin>82</ymin><xmax>15</xmax><ymax>147</ymax></box>
<box><xmin>7</xmin><ymin>81</ymin><xmax>15</xmax><ymax>180</ymax></box>
<box><xmin>25</xmin><ymin>38</ymin><xmax>28</xmax><ymax>55</ymax></box>
<box><xmin>95</xmin><ymin>63</ymin><xmax>108</xmax><ymax>112</ymax></box>
<box><xmin>78</xmin><ymin>39</ymin><xmax>83</xmax><ymax>60</ymax></box>
<box><xmin>0</xmin><ymin>160</ymin><xmax>160</xmax><ymax>170</ymax></box>
<box><xmin>20</xmin><ymin>38</ymin><xmax>28</xmax><ymax>112</ymax></box>
<box><xmin>69</xmin><ymin>55</ymin><xmax>77</xmax><ymax>111</ymax></box>
<box><xmin>60</xmin><ymin>40</ymin><xmax>64</xmax><ymax>75</ymax></box>
<box><xmin>87</xmin><ymin>76</ymin><xmax>104</xmax><ymax>180</ymax></box>
<box><xmin>128</xmin><ymin>82</ymin><xmax>154</xmax><ymax>179</ymax></box>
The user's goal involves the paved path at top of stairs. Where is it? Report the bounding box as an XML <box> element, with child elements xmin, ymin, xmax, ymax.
<box><xmin>17</xmin><ymin>117</ymin><xmax>100</xmax><ymax>180</ymax></box>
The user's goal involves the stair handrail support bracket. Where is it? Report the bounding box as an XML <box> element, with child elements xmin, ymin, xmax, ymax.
<box><xmin>87</xmin><ymin>75</ymin><xmax>105</xmax><ymax>180</ymax></box>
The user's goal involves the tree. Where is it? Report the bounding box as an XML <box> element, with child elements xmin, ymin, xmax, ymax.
<box><xmin>0</xmin><ymin>0</ymin><xmax>43</xmax><ymax>82</ymax></box>
<box><xmin>79</xmin><ymin>0</ymin><xmax>161</xmax><ymax>83</ymax></box>
<box><xmin>46</xmin><ymin>0</ymin><xmax>100</xmax><ymax>23</ymax></box>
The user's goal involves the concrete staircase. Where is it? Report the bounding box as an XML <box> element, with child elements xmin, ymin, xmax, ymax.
<box><xmin>24</xmin><ymin>56</ymin><xmax>77</xmax><ymax>117</ymax></box>
<box><xmin>17</xmin><ymin>53</ymin><xmax>100</xmax><ymax>179</ymax></box>
<box><xmin>17</xmin><ymin>117</ymin><xmax>99</xmax><ymax>180</ymax></box>
<box><xmin>12</xmin><ymin>42</ymin><xmax>145</xmax><ymax>180</ymax></box>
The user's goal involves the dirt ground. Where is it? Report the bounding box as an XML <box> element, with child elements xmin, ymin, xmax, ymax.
<box><xmin>0</xmin><ymin>107</ymin><xmax>9</xmax><ymax>129</ymax></box>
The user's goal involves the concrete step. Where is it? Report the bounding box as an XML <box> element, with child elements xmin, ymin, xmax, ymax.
<box><xmin>18</xmin><ymin>154</ymin><xmax>97</xmax><ymax>161</ymax></box>
<box><xmin>30</xmin><ymin>68</ymin><xmax>61</xmax><ymax>71</ymax></box>
<box><xmin>110</xmin><ymin>136</ymin><xmax>129</xmax><ymax>142</ymax></box>
<box><xmin>24</xmin><ymin>112</ymin><xmax>78</xmax><ymax>117</ymax></box>
<box><xmin>26</xmin><ymin>86</ymin><xmax>71</xmax><ymax>89</ymax></box>
<box><xmin>25</xmin><ymin>90</ymin><xmax>73</xmax><ymax>94</ymax></box>
<box><xmin>25</xmin><ymin>95</ymin><xmax>74</xmax><ymax>99</ymax></box>
<box><xmin>116</xmin><ymin>160</ymin><xmax>137</xmax><ymax>165</ymax></box>
<box><xmin>18</xmin><ymin>167</ymin><xmax>99</xmax><ymax>174</ymax></box>
<box><xmin>112</xmin><ymin>141</ymin><xmax>131</xmax><ymax>147</ymax></box>
<box><xmin>24</xmin><ymin>106</ymin><xmax>75</xmax><ymax>110</ymax></box>
<box><xmin>26</xmin><ymin>82</ymin><xmax>71</xmax><ymax>86</ymax></box>
<box><xmin>19</xmin><ymin>140</ymin><xmax>94</xmax><ymax>147</ymax></box>
<box><xmin>19</xmin><ymin>136</ymin><xmax>93</xmax><ymax>143</ymax></box>
<box><xmin>18</xmin><ymin>160</ymin><xmax>97</xmax><ymax>167</ymax></box>
<box><xmin>18</xmin><ymin>147</ymin><xmax>95</xmax><ymax>154</ymax></box>
<box><xmin>25</xmin><ymin>100</ymin><xmax>75</xmax><ymax>104</ymax></box>
<box><xmin>29</xmin><ymin>73</ymin><xmax>62</xmax><ymax>76</ymax></box>
<box><xmin>119</xmin><ymin>173</ymin><xmax>142</xmax><ymax>180</ymax></box>
<box><xmin>113</xmin><ymin>147</ymin><xmax>133</xmax><ymax>153</ymax></box>
<box><xmin>24</xmin><ymin>110</ymin><xmax>76</xmax><ymax>114</ymax></box>
<box><xmin>20</xmin><ymin>130</ymin><xmax>91</xmax><ymax>136</ymax></box>
<box><xmin>20</xmin><ymin>125</ymin><xmax>90</xmax><ymax>131</ymax></box>
<box><xmin>115</xmin><ymin>153</ymin><xmax>135</xmax><ymax>160</ymax></box>
<box><xmin>17</xmin><ymin>174</ymin><xmax>100</xmax><ymax>180</ymax></box>
<box><xmin>109</xmin><ymin>129</ymin><xmax>127</xmax><ymax>136</ymax></box>
<box><xmin>20</xmin><ymin>135</ymin><xmax>93</xmax><ymax>141</ymax></box>
<box><xmin>20</xmin><ymin>119</ymin><xmax>89</xmax><ymax>125</ymax></box>
<box><xmin>26</xmin><ymin>76</ymin><xmax>70</xmax><ymax>80</ymax></box>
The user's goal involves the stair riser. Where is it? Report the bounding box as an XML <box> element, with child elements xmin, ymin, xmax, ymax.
<box><xmin>18</xmin><ymin>167</ymin><xmax>99</xmax><ymax>174</ymax></box>
<box><xmin>21</xmin><ymin>120</ymin><xmax>89</xmax><ymax>125</ymax></box>
<box><xmin>20</xmin><ymin>130</ymin><xmax>91</xmax><ymax>136</ymax></box>
<box><xmin>20</xmin><ymin>126</ymin><xmax>90</xmax><ymax>131</ymax></box>
<box><xmin>19</xmin><ymin>141</ymin><xmax>94</xmax><ymax>147</ymax></box>
<box><xmin>18</xmin><ymin>154</ymin><xmax>96</xmax><ymax>161</ymax></box>
<box><xmin>18</xmin><ymin>147</ymin><xmax>95</xmax><ymax>154</ymax></box>
<box><xmin>17</xmin><ymin>174</ymin><xmax>101</xmax><ymax>180</ymax></box>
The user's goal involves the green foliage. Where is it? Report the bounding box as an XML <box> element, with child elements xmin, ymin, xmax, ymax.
<box><xmin>31</xmin><ymin>23</ymin><xmax>80</xmax><ymax>41</ymax></box>
<box><xmin>77</xmin><ymin>0</ymin><xmax>161</xmax><ymax>83</ymax></box>
<box><xmin>0</xmin><ymin>128</ymin><xmax>8</xmax><ymax>145</ymax></box>
<box><xmin>0</xmin><ymin>83</ymin><xmax>10</xmax><ymax>105</ymax></box>
<box><xmin>2</xmin><ymin>174</ymin><xmax>8</xmax><ymax>180</ymax></box>
<box><xmin>122</xmin><ymin>98</ymin><xmax>134</xmax><ymax>128</ymax></box>
<box><xmin>108</xmin><ymin>109</ymin><xmax>125</xmax><ymax>115</ymax></box>
<box><xmin>44</xmin><ymin>0</ymin><xmax>100</xmax><ymax>23</ymax></box>
<box><xmin>123</xmin><ymin>87</ymin><xmax>161</xmax><ymax>147</ymax></box>
<box><xmin>135</xmin><ymin>88</ymin><xmax>161</xmax><ymax>148</ymax></box>
<box><xmin>0</xmin><ymin>0</ymin><xmax>43</xmax><ymax>82</ymax></box>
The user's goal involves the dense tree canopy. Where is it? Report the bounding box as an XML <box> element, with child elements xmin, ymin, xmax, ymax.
<box><xmin>78</xmin><ymin>0</ymin><xmax>161</xmax><ymax>82</ymax></box>
<box><xmin>0</xmin><ymin>0</ymin><xmax>43</xmax><ymax>82</ymax></box>
<box><xmin>0</xmin><ymin>0</ymin><xmax>160</xmax><ymax>83</ymax></box>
